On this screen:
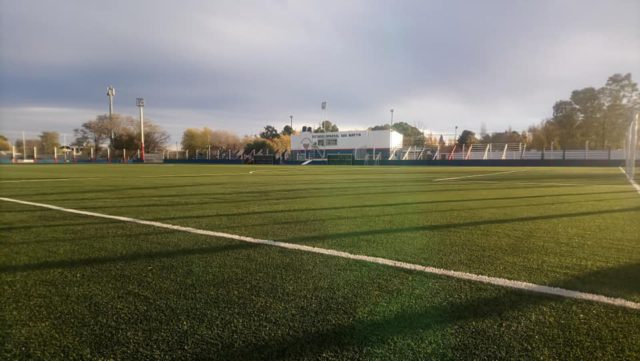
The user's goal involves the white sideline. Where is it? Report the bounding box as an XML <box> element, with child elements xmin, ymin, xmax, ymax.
<box><xmin>619</xmin><ymin>167</ymin><xmax>640</xmax><ymax>195</ymax></box>
<box><xmin>433</xmin><ymin>170</ymin><xmax>527</xmax><ymax>182</ymax></box>
<box><xmin>1</xmin><ymin>196</ymin><xmax>639</xmax><ymax>311</ymax></box>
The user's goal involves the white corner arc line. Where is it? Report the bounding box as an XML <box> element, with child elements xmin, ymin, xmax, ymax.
<box><xmin>1</xmin><ymin>196</ymin><xmax>638</xmax><ymax>311</ymax></box>
<box><xmin>619</xmin><ymin>167</ymin><xmax>640</xmax><ymax>195</ymax></box>
<box><xmin>433</xmin><ymin>170</ymin><xmax>528</xmax><ymax>182</ymax></box>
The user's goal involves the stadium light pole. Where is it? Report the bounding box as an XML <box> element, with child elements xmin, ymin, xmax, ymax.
<box><xmin>136</xmin><ymin>98</ymin><xmax>145</xmax><ymax>162</ymax></box>
<box><xmin>107</xmin><ymin>86</ymin><xmax>116</xmax><ymax>145</ymax></box>
<box><xmin>290</xmin><ymin>115</ymin><xmax>293</xmax><ymax>130</ymax></box>
<box><xmin>321</xmin><ymin>101</ymin><xmax>327</xmax><ymax>158</ymax></box>
<box><xmin>22</xmin><ymin>131</ymin><xmax>26</xmax><ymax>161</ymax></box>
<box><xmin>454</xmin><ymin>125</ymin><xmax>458</xmax><ymax>144</ymax></box>
<box><xmin>390</xmin><ymin>109</ymin><xmax>394</xmax><ymax>125</ymax></box>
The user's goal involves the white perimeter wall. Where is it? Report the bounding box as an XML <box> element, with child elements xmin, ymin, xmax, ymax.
<box><xmin>291</xmin><ymin>130</ymin><xmax>403</xmax><ymax>151</ymax></box>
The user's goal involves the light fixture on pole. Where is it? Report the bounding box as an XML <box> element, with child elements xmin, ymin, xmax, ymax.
<box><xmin>321</xmin><ymin>101</ymin><xmax>327</xmax><ymax>130</ymax></box>
<box><xmin>290</xmin><ymin>115</ymin><xmax>293</xmax><ymax>129</ymax></box>
<box><xmin>107</xmin><ymin>86</ymin><xmax>115</xmax><ymax>116</ymax></box>
<box><xmin>136</xmin><ymin>97</ymin><xmax>145</xmax><ymax>162</ymax></box>
<box><xmin>454</xmin><ymin>125</ymin><xmax>458</xmax><ymax>144</ymax></box>
<box><xmin>390</xmin><ymin>109</ymin><xmax>394</xmax><ymax>125</ymax></box>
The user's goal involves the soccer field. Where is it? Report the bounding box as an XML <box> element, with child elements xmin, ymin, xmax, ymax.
<box><xmin>1</xmin><ymin>165</ymin><xmax>639</xmax><ymax>360</ymax></box>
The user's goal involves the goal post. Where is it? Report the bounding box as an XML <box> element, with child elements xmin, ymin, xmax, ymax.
<box><xmin>624</xmin><ymin>111</ymin><xmax>639</xmax><ymax>180</ymax></box>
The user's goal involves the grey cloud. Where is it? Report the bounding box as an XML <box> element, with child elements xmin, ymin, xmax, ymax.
<box><xmin>1</xmin><ymin>0</ymin><xmax>638</xmax><ymax>141</ymax></box>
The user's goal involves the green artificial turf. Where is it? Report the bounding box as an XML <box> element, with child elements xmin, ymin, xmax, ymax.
<box><xmin>1</xmin><ymin>164</ymin><xmax>639</xmax><ymax>360</ymax></box>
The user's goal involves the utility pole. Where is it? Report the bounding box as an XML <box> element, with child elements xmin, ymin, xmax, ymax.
<box><xmin>136</xmin><ymin>98</ymin><xmax>145</xmax><ymax>162</ymax></box>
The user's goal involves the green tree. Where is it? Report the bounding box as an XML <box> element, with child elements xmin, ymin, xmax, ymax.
<box><xmin>181</xmin><ymin>127</ymin><xmax>212</xmax><ymax>154</ymax></box>
<box><xmin>457</xmin><ymin>130</ymin><xmax>477</xmax><ymax>146</ymax></box>
<box><xmin>107</xmin><ymin>116</ymin><xmax>168</xmax><ymax>153</ymax></box>
<box><xmin>244</xmin><ymin>139</ymin><xmax>275</xmax><ymax>154</ymax></box>
<box><xmin>314</xmin><ymin>121</ymin><xmax>339</xmax><ymax>133</ymax></box>
<box><xmin>14</xmin><ymin>138</ymin><xmax>41</xmax><ymax>154</ymax></box>
<box><xmin>210</xmin><ymin>130</ymin><xmax>243</xmax><ymax>152</ymax></box>
<box><xmin>393</xmin><ymin>122</ymin><xmax>425</xmax><ymax>147</ymax></box>
<box><xmin>598</xmin><ymin>73</ymin><xmax>639</xmax><ymax>148</ymax></box>
<box><xmin>530</xmin><ymin>73</ymin><xmax>639</xmax><ymax>150</ymax></box>
<box><xmin>0</xmin><ymin>134</ymin><xmax>11</xmax><ymax>151</ymax></box>
<box><xmin>260</xmin><ymin>125</ymin><xmax>280</xmax><ymax>139</ymax></box>
<box><xmin>550</xmin><ymin>100</ymin><xmax>580</xmax><ymax>149</ymax></box>
<box><xmin>527</xmin><ymin>120</ymin><xmax>556</xmax><ymax>150</ymax></box>
<box><xmin>570</xmin><ymin>87</ymin><xmax>603</xmax><ymax>147</ymax></box>
<box><xmin>74</xmin><ymin>115</ymin><xmax>113</xmax><ymax>149</ymax></box>
<box><xmin>369</xmin><ymin>122</ymin><xmax>425</xmax><ymax>146</ymax></box>
<box><xmin>38</xmin><ymin>131</ymin><xmax>60</xmax><ymax>154</ymax></box>
<box><xmin>281</xmin><ymin>125</ymin><xmax>294</xmax><ymax>136</ymax></box>
<box><xmin>480</xmin><ymin>128</ymin><xmax>526</xmax><ymax>144</ymax></box>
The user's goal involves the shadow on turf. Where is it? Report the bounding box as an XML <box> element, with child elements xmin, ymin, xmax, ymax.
<box><xmin>0</xmin><ymin>242</ymin><xmax>255</xmax><ymax>274</ymax></box>
<box><xmin>146</xmin><ymin>189</ymin><xmax>632</xmax><ymax>223</ymax></box>
<box><xmin>1</xmin><ymin>220</ymin><xmax>120</xmax><ymax>233</ymax></box>
<box><xmin>218</xmin><ymin>262</ymin><xmax>640</xmax><ymax>360</ymax></box>
<box><xmin>282</xmin><ymin>205</ymin><xmax>640</xmax><ymax>243</ymax></box>
<box><xmin>16</xmin><ymin>181</ymin><xmax>560</xmax><ymax>206</ymax></box>
<box><xmin>559</xmin><ymin>262</ymin><xmax>640</xmax><ymax>300</ymax></box>
<box><xmin>219</xmin><ymin>195</ymin><xmax>633</xmax><ymax>231</ymax></box>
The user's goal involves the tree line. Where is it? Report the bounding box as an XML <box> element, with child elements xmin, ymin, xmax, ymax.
<box><xmin>0</xmin><ymin>113</ymin><xmax>170</xmax><ymax>156</ymax></box>
<box><xmin>528</xmin><ymin>73</ymin><xmax>638</xmax><ymax>150</ymax></box>
<box><xmin>447</xmin><ymin>73</ymin><xmax>639</xmax><ymax>150</ymax></box>
<box><xmin>1</xmin><ymin>73</ymin><xmax>637</xmax><ymax>156</ymax></box>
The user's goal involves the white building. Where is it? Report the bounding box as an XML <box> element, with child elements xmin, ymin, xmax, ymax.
<box><xmin>290</xmin><ymin>129</ymin><xmax>403</xmax><ymax>160</ymax></box>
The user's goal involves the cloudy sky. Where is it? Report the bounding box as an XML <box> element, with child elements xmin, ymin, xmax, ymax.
<box><xmin>1</xmin><ymin>0</ymin><xmax>638</xmax><ymax>143</ymax></box>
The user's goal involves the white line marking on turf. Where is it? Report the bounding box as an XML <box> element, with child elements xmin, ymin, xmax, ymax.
<box><xmin>619</xmin><ymin>167</ymin><xmax>640</xmax><ymax>195</ymax></box>
<box><xmin>435</xmin><ymin>180</ymin><xmax>582</xmax><ymax>186</ymax></box>
<box><xmin>433</xmin><ymin>170</ymin><xmax>528</xmax><ymax>182</ymax></box>
<box><xmin>1</xmin><ymin>196</ymin><xmax>638</xmax><ymax>311</ymax></box>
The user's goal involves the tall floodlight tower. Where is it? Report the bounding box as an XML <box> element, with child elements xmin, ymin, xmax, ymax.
<box><xmin>107</xmin><ymin>86</ymin><xmax>116</xmax><ymax>145</ymax></box>
<box><xmin>321</xmin><ymin>101</ymin><xmax>328</xmax><ymax>158</ymax></box>
<box><xmin>390</xmin><ymin>109</ymin><xmax>394</xmax><ymax>125</ymax></box>
<box><xmin>290</xmin><ymin>115</ymin><xmax>293</xmax><ymax>129</ymax></box>
<box><xmin>22</xmin><ymin>131</ymin><xmax>26</xmax><ymax>161</ymax></box>
<box><xmin>136</xmin><ymin>98</ymin><xmax>145</xmax><ymax>162</ymax></box>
